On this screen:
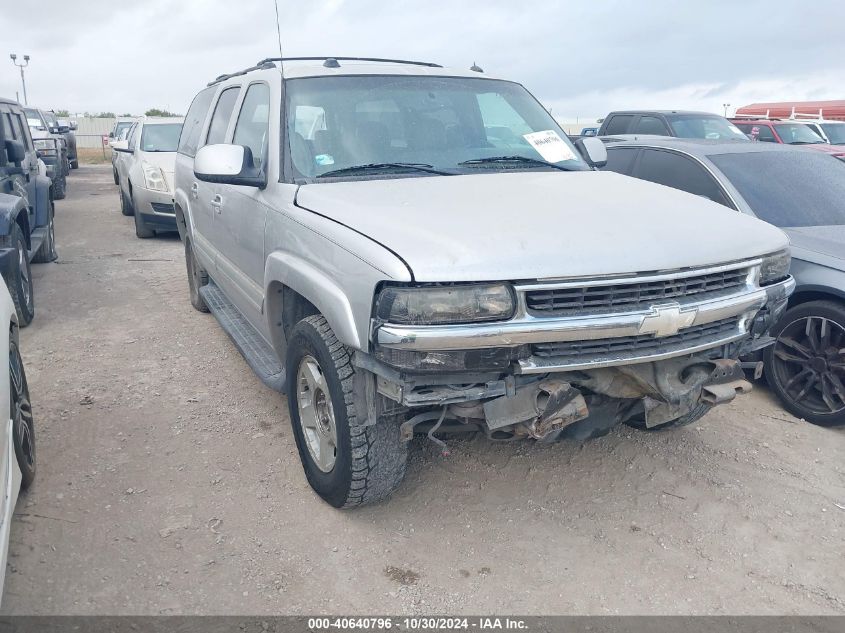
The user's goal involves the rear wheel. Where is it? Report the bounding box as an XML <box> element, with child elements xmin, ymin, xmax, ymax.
<box><xmin>9</xmin><ymin>336</ymin><xmax>35</xmax><ymax>490</ymax></box>
<box><xmin>0</xmin><ymin>224</ymin><xmax>34</xmax><ymax>327</ymax></box>
<box><xmin>185</xmin><ymin>239</ymin><xmax>208</xmax><ymax>312</ymax></box>
<box><xmin>764</xmin><ymin>301</ymin><xmax>845</xmax><ymax>426</ymax></box>
<box><xmin>286</xmin><ymin>315</ymin><xmax>407</xmax><ymax>508</ymax></box>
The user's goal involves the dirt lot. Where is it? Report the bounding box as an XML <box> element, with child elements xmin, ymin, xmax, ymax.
<box><xmin>1</xmin><ymin>165</ymin><xmax>844</xmax><ymax>615</ymax></box>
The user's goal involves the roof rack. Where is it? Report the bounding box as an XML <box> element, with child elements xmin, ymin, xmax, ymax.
<box><xmin>256</xmin><ymin>56</ymin><xmax>442</xmax><ymax>68</ymax></box>
<box><xmin>207</xmin><ymin>60</ymin><xmax>278</xmax><ymax>86</ymax></box>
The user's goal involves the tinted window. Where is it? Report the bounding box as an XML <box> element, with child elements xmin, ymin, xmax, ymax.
<box><xmin>603</xmin><ymin>147</ymin><xmax>639</xmax><ymax>175</ymax></box>
<box><xmin>604</xmin><ymin>115</ymin><xmax>633</xmax><ymax>135</ymax></box>
<box><xmin>668</xmin><ymin>115</ymin><xmax>748</xmax><ymax>141</ymax></box>
<box><xmin>11</xmin><ymin>113</ymin><xmax>31</xmax><ymax>149</ymax></box>
<box><xmin>178</xmin><ymin>87</ymin><xmax>216</xmax><ymax>157</ymax></box>
<box><xmin>735</xmin><ymin>123</ymin><xmax>777</xmax><ymax>143</ymax></box>
<box><xmin>633</xmin><ymin>116</ymin><xmax>669</xmax><ymax>136</ymax></box>
<box><xmin>233</xmin><ymin>83</ymin><xmax>270</xmax><ymax>169</ymax></box>
<box><xmin>2</xmin><ymin>112</ymin><xmax>15</xmax><ymax>141</ymax></box>
<box><xmin>140</xmin><ymin>123</ymin><xmax>183</xmax><ymax>152</ymax></box>
<box><xmin>710</xmin><ymin>151</ymin><xmax>845</xmax><ymax>227</ymax></box>
<box><xmin>820</xmin><ymin>123</ymin><xmax>845</xmax><ymax>145</ymax></box>
<box><xmin>633</xmin><ymin>149</ymin><xmax>729</xmax><ymax>206</ymax></box>
<box><xmin>205</xmin><ymin>87</ymin><xmax>240</xmax><ymax>146</ymax></box>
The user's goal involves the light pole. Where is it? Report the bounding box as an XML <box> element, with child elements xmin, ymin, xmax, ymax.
<box><xmin>9</xmin><ymin>53</ymin><xmax>30</xmax><ymax>105</ymax></box>
<box><xmin>722</xmin><ymin>103</ymin><xmax>731</xmax><ymax>117</ymax></box>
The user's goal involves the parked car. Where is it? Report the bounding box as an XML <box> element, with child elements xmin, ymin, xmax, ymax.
<box><xmin>175</xmin><ymin>56</ymin><xmax>793</xmax><ymax>507</ymax></box>
<box><xmin>600</xmin><ymin>137</ymin><xmax>845</xmax><ymax>426</ymax></box>
<box><xmin>55</xmin><ymin>117</ymin><xmax>78</xmax><ymax>169</ymax></box>
<box><xmin>731</xmin><ymin>119</ymin><xmax>845</xmax><ymax>161</ymax></box>
<box><xmin>580</xmin><ymin>127</ymin><xmax>598</xmax><ymax>136</ymax></box>
<box><xmin>1</xmin><ymin>98</ymin><xmax>58</xmax><ymax>326</ymax></box>
<box><xmin>0</xmin><ymin>278</ymin><xmax>36</xmax><ymax>601</ymax></box>
<box><xmin>110</xmin><ymin>122</ymin><xmax>135</xmax><ymax>185</ymax></box>
<box><xmin>598</xmin><ymin>110</ymin><xmax>749</xmax><ymax>141</ymax></box>
<box><xmin>23</xmin><ymin>107</ymin><xmax>69</xmax><ymax>199</ymax></box>
<box><xmin>113</xmin><ymin>117</ymin><xmax>183</xmax><ymax>238</ymax></box>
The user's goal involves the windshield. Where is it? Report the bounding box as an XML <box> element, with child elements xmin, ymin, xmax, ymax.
<box><xmin>776</xmin><ymin>123</ymin><xmax>825</xmax><ymax>144</ymax></box>
<box><xmin>44</xmin><ymin>112</ymin><xmax>58</xmax><ymax>126</ymax></box>
<box><xmin>821</xmin><ymin>123</ymin><xmax>845</xmax><ymax>145</ymax></box>
<box><xmin>140</xmin><ymin>123</ymin><xmax>182</xmax><ymax>152</ymax></box>
<box><xmin>285</xmin><ymin>75</ymin><xmax>588</xmax><ymax>179</ymax></box>
<box><xmin>667</xmin><ymin>115</ymin><xmax>748</xmax><ymax>141</ymax></box>
<box><xmin>23</xmin><ymin>108</ymin><xmax>44</xmax><ymax>129</ymax></box>
<box><xmin>710</xmin><ymin>150</ymin><xmax>845</xmax><ymax>227</ymax></box>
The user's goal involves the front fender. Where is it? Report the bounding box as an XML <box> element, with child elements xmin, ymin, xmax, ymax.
<box><xmin>264</xmin><ymin>251</ymin><xmax>361</xmax><ymax>349</ymax></box>
<box><xmin>173</xmin><ymin>187</ymin><xmax>192</xmax><ymax>242</ymax></box>
<box><xmin>0</xmin><ymin>193</ymin><xmax>27</xmax><ymax>241</ymax></box>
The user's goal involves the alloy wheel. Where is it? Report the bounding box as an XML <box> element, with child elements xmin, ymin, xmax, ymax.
<box><xmin>10</xmin><ymin>342</ymin><xmax>34</xmax><ymax>470</ymax></box>
<box><xmin>296</xmin><ymin>354</ymin><xmax>337</xmax><ymax>472</ymax></box>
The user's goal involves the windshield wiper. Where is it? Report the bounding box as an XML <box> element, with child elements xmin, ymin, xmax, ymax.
<box><xmin>317</xmin><ymin>162</ymin><xmax>452</xmax><ymax>178</ymax></box>
<box><xmin>789</xmin><ymin>141</ymin><xmax>825</xmax><ymax>145</ymax></box>
<box><xmin>458</xmin><ymin>155</ymin><xmax>576</xmax><ymax>172</ymax></box>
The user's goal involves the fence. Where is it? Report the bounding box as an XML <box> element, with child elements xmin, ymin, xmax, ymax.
<box><xmin>72</xmin><ymin>117</ymin><xmax>139</xmax><ymax>148</ymax></box>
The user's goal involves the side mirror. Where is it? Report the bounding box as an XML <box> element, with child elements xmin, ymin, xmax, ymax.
<box><xmin>194</xmin><ymin>144</ymin><xmax>266</xmax><ymax>188</ymax></box>
<box><xmin>4</xmin><ymin>139</ymin><xmax>26</xmax><ymax>165</ymax></box>
<box><xmin>108</xmin><ymin>131</ymin><xmax>115</xmax><ymax>138</ymax></box>
<box><xmin>574</xmin><ymin>137</ymin><xmax>607</xmax><ymax>168</ymax></box>
<box><xmin>112</xmin><ymin>140</ymin><xmax>131</xmax><ymax>152</ymax></box>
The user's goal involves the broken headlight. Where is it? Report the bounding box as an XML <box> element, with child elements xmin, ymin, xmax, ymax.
<box><xmin>760</xmin><ymin>249</ymin><xmax>791</xmax><ymax>286</ymax></box>
<box><xmin>376</xmin><ymin>284</ymin><xmax>515</xmax><ymax>325</ymax></box>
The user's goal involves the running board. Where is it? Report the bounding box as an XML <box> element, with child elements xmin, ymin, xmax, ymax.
<box><xmin>199</xmin><ymin>281</ymin><xmax>286</xmax><ymax>393</ymax></box>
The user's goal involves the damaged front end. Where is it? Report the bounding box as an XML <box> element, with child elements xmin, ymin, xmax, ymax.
<box><xmin>360</xmin><ymin>258</ymin><xmax>794</xmax><ymax>443</ymax></box>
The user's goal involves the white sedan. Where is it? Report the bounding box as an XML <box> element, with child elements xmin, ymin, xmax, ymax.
<box><xmin>0</xmin><ymin>280</ymin><xmax>36</xmax><ymax>599</ymax></box>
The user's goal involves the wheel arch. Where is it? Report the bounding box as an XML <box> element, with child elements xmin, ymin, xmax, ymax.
<box><xmin>788</xmin><ymin>285</ymin><xmax>845</xmax><ymax>309</ymax></box>
<box><xmin>0</xmin><ymin>193</ymin><xmax>31</xmax><ymax>250</ymax></box>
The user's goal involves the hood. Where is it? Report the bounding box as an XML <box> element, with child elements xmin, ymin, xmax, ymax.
<box><xmin>783</xmin><ymin>225</ymin><xmax>845</xmax><ymax>270</ymax></box>
<box><xmin>295</xmin><ymin>171</ymin><xmax>789</xmax><ymax>282</ymax></box>
<box><xmin>806</xmin><ymin>144</ymin><xmax>845</xmax><ymax>157</ymax></box>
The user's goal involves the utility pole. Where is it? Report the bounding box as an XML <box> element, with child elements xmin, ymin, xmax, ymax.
<box><xmin>9</xmin><ymin>53</ymin><xmax>30</xmax><ymax>104</ymax></box>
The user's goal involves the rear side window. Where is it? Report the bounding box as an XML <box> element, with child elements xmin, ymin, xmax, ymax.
<box><xmin>603</xmin><ymin>147</ymin><xmax>639</xmax><ymax>175</ymax></box>
<box><xmin>604</xmin><ymin>115</ymin><xmax>633</xmax><ymax>135</ymax></box>
<box><xmin>11</xmin><ymin>113</ymin><xmax>31</xmax><ymax>149</ymax></box>
<box><xmin>233</xmin><ymin>83</ymin><xmax>271</xmax><ymax>169</ymax></box>
<box><xmin>736</xmin><ymin>123</ymin><xmax>776</xmax><ymax>143</ymax></box>
<box><xmin>178</xmin><ymin>86</ymin><xmax>216</xmax><ymax>157</ymax></box>
<box><xmin>633</xmin><ymin>116</ymin><xmax>670</xmax><ymax>136</ymax></box>
<box><xmin>633</xmin><ymin>149</ymin><xmax>730</xmax><ymax>207</ymax></box>
<box><xmin>205</xmin><ymin>87</ymin><xmax>240</xmax><ymax>146</ymax></box>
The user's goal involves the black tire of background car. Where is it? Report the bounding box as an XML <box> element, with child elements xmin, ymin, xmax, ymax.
<box><xmin>120</xmin><ymin>190</ymin><xmax>133</xmax><ymax>216</ymax></box>
<box><xmin>134</xmin><ymin>205</ymin><xmax>154</xmax><ymax>239</ymax></box>
<box><xmin>9</xmin><ymin>336</ymin><xmax>35</xmax><ymax>490</ymax></box>
<box><xmin>286</xmin><ymin>315</ymin><xmax>407</xmax><ymax>508</ymax></box>
<box><xmin>764</xmin><ymin>300</ymin><xmax>845</xmax><ymax>427</ymax></box>
<box><xmin>52</xmin><ymin>176</ymin><xmax>66</xmax><ymax>201</ymax></box>
<box><xmin>185</xmin><ymin>239</ymin><xmax>209</xmax><ymax>312</ymax></box>
<box><xmin>624</xmin><ymin>402</ymin><xmax>712</xmax><ymax>431</ymax></box>
<box><xmin>113</xmin><ymin>168</ymin><xmax>119</xmax><ymax>186</ymax></box>
<box><xmin>70</xmin><ymin>159</ymin><xmax>79</xmax><ymax>170</ymax></box>
<box><xmin>32</xmin><ymin>201</ymin><xmax>57</xmax><ymax>263</ymax></box>
<box><xmin>0</xmin><ymin>224</ymin><xmax>34</xmax><ymax>327</ymax></box>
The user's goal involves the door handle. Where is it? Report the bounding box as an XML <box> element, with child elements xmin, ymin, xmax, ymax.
<box><xmin>190</xmin><ymin>182</ymin><xmax>199</xmax><ymax>199</ymax></box>
<box><xmin>211</xmin><ymin>194</ymin><xmax>223</xmax><ymax>214</ymax></box>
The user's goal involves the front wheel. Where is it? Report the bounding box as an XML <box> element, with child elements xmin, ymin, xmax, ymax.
<box><xmin>113</xmin><ymin>167</ymin><xmax>119</xmax><ymax>185</ymax></box>
<box><xmin>134</xmin><ymin>206</ymin><xmax>154</xmax><ymax>239</ymax></box>
<box><xmin>52</xmin><ymin>176</ymin><xmax>66</xmax><ymax>201</ymax></box>
<box><xmin>286</xmin><ymin>315</ymin><xmax>407</xmax><ymax>508</ymax></box>
<box><xmin>764</xmin><ymin>301</ymin><xmax>845</xmax><ymax>426</ymax></box>
<box><xmin>9</xmin><ymin>337</ymin><xmax>35</xmax><ymax>490</ymax></box>
<box><xmin>70</xmin><ymin>159</ymin><xmax>79</xmax><ymax>170</ymax></box>
<box><xmin>184</xmin><ymin>239</ymin><xmax>208</xmax><ymax>312</ymax></box>
<box><xmin>32</xmin><ymin>201</ymin><xmax>57</xmax><ymax>263</ymax></box>
<box><xmin>120</xmin><ymin>190</ymin><xmax>133</xmax><ymax>216</ymax></box>
<box><xmin>0</xmin><ymin>224</ymin><xmax>34</xmax><ymax>327</ymax></box>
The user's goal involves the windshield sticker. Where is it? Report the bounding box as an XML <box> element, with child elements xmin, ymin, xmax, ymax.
<box><xmin>522</xmin><ymin>130</ymin><xmax>576</xmax><ymax>163</ymax></box>
<box><xmin>315</xmin><ymin>154</ymin><xmax>335</xmax><ymax>166</ymax></box>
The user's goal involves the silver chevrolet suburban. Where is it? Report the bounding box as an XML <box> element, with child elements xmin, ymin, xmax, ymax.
<box><xmin>174</xmin><ymin>57</ymin><xmax>794</xmax><ymax>508</ymax></box>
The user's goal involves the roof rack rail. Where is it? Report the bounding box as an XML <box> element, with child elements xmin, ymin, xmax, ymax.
<box><xmin>255</xmin><ymin>56</ymin><xmax>443</xmax><ymax>68</ymax></box>
<box><xmin>207</xmin><ymin>60</ymin><xmax>277</xmax><ymax>86</ymax></box>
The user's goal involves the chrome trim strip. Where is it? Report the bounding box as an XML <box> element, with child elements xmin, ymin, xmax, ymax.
<box><xmin>517</xmin><ymin>259</ymin><xmax>761</xmax><ymax>291</ymax></box>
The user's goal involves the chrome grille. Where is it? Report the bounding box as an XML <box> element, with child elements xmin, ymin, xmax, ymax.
<box><xmin>525</xmin><ymin>269</ymin><xmax>749</xmax><ymax>316</ymax></box>
<box><xmin>531</xmin><ymin>317</ymin><xmax>741</xmax><ymax>361</ymax></box>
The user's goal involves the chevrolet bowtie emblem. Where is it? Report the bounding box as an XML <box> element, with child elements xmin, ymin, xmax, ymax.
<box><xmin>638</xmin><ymin>303</ymin><xmax>698</xmax><ymax>337</ymax></box>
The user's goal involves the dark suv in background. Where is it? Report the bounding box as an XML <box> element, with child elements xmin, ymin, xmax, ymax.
<box><xmin>598</xmin><ymin>110</ymin><xmax>749</xmax><ymax>141</ymax></box>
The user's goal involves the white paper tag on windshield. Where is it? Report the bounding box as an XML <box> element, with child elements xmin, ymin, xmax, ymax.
<box><xmin>523</xmin><ymin>130</ymin><xmax>576</xmax><ymax>163</ymax></box>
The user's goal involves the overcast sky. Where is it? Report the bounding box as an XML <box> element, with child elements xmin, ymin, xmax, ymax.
<box><xmin>3</xmin><ymin>0</ymin><xmax>845</xmax><ymax>121</ymax></box>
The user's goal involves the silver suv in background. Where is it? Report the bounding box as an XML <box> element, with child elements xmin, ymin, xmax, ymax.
<box><xmin>174</xmin><ymin>57</ymin><xmax>794</xmax><ymax>508</ymax></box>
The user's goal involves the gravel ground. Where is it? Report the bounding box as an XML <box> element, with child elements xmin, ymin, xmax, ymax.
<box><xmin>1</xmin><ymin>165</ymin><xmax>844</xmax><ymax>615</ymax></box>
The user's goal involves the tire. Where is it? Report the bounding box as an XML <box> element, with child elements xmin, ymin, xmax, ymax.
<box><xmin>624</xmin><ymin>402</ymin><xmax>712</xmax><ymax>431</ymax></box>
<box><xmin>70</xmin><ymin>159</ymin><xmax>79</xmax><ymax>170</ymax></box>
<box><xmin>134</xmin><ymin>205</ymin><xmax>154</xmax><ymax>239</ymax></box>
<box><xmin>52</xmin><ymin>176</ymin><xmax>66</xmax><ymax>200</ymax></box>
<box><xmin>0</xmin><ymin>224</ymin><xmax>34</xmax><ymax>327</ymax></box>
<box><xmin>32</xmin><ymin>201</ymin><xmax>57</xmax><ymax>263</ymax></box>
<box><xmin>113</xmin><ymin>167</ymin><xmax>119</xmax><ymax>186</ymax></box>
<box><xmin>185</xmin><ymin>239</ymin><xmax>209</xmax><ymax>312</ymax></box>
<box><xmin>9</xmin><ymin>336</ymin><xmax>35</xmax><ymax>490</ymax></box>
<box><xmin>764</xmin><ymin>301</ymin><xmax>845</xmax><ymax>427</ymax></box>
<box><xmin>120</xmin><ymin>189</ymin><xmax>133</xmax><ymax>216</ymax></box>
<box><xmin>286</xmin><ymin>315</ymin><xmax>407</xmax><ymax>508</ymax></box>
